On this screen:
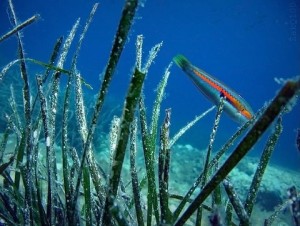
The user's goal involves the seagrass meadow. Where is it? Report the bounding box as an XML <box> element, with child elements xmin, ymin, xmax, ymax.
<box><xmin>0</xmin><ymin>0</ymin><xmax>300</xmax><ymax>225</ymax></box>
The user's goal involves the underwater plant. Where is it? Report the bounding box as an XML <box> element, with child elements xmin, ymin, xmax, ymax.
<box><xmin>0</xmin><ymin>0</ymin><xmax>299</xmax><ymax>226</ymax></box>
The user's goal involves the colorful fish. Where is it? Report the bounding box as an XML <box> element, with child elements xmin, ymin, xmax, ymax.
<box><xmin>173</xmin><ymin>54</ymin><xmax>254</xmax><ymax>124</ymax></box>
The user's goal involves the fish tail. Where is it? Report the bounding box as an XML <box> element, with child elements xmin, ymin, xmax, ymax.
<box><xmin>173</xmin><ymin>54</ymin><xmax>191</xmax><ymax>70</ymax></box>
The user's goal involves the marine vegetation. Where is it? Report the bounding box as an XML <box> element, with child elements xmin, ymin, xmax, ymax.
<box><xmin>0</xmin><ymin>0</ymin><xmax>299</xmax><ymax>225</ymax></box>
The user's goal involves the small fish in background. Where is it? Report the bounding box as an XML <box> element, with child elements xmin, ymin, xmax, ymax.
<box><xmin>296</xmin><ymin>128</ymin><xmax>300</xmax><ymax>152</ymax></box>
<box><xmin>287</xmin><ymin>186</ymin><xmax>300</xmax><ymax>226</ymax></box>
<box><xmin>173</xmin><ymin>55</ymin><xmax>254</xmax><ymax>124</ymax></box>
<box><xmin>209</xmin><ymin>206</ymin><xmax>225</xmax><ymax>226</ymax></box>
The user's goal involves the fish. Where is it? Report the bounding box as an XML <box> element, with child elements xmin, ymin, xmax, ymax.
<box><xmin>173</xmin><ymin>54</ymin><xmax>254</xmax><ymax>124</ymax></box>
<box><xmin>287</xmin><ymin>186</ymin><xmax>300</xmax><ymax>225</ymax></box>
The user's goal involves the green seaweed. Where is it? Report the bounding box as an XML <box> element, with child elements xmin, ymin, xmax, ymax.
<box><xmin>0</xmin><ymin>14</ymin><xmax>40</xmax><ymax>43</ymax></box>
<box><xmin>196</xmin><ymin>97</ymin><xmax>224</xmax><ymax>226</ymax></box>
<box><xmin>129</xmin><ymin>119</ymin><xmax>144</xmax><ymax>226</ymax></box>
<box><xmin>102</xmin><ymin>67</ymin><xmax>146</xmax><ymax>224</ymax></box>
<box><xmin>7</xmin><ymin>0</ymin><xmax>34</xmax><ymax>223</ymax></box>
<box><xmin>223</xmin><ymin>178</ymin><xmax>249</xmax><ymax>224</ymax></box>
<box><xmin>158</xmin><ymin>109</ymin><xmax>172</xmax><ymax>224</ymax></box>
<box><xmin>244</xmin><ymin>116</ymin><xmax>283</xmax><ymax>217</ymax></box>
<box><xmin>83</xmin><ymin>166</ymin><xmax>92</xmax><ymax>226</ymax></box>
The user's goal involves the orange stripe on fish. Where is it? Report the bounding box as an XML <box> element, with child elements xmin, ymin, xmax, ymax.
<box><xmin>173</xmin><ymin>54</ymin><xmax>254</xmax><ymax>124</ymax></box>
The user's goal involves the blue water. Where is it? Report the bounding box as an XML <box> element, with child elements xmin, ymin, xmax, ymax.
<box><xmin>0</xmin><ymin>0</ymin><xmax>299</xmax><ymax>169</ymax></box>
